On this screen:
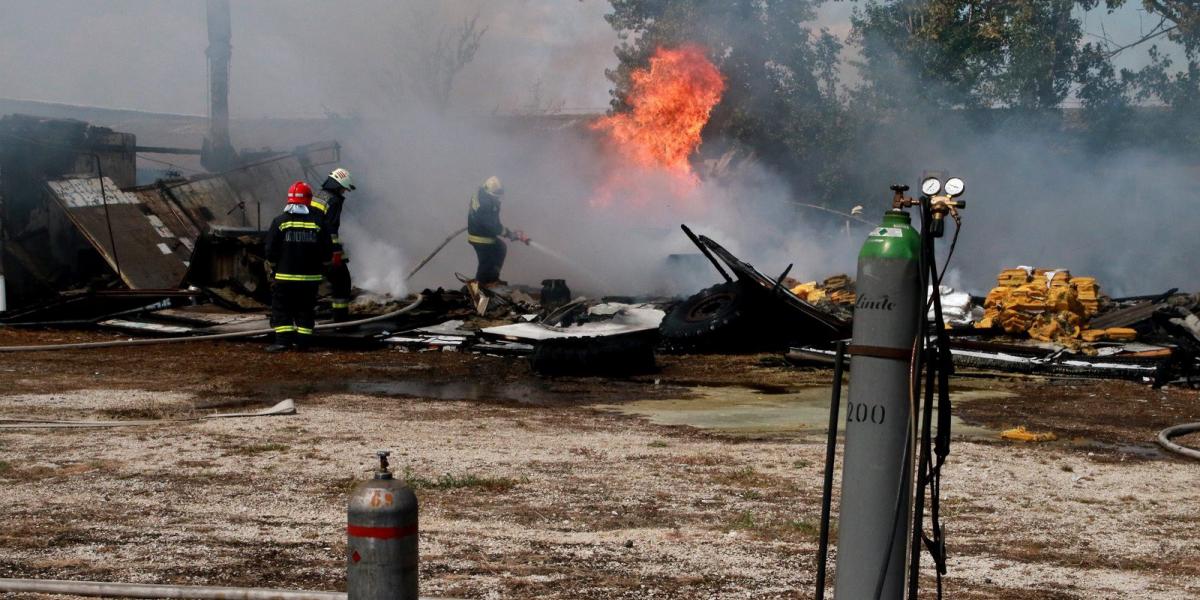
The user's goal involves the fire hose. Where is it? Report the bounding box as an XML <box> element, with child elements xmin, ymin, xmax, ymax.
<box><xmin>0</xmin><ymin>578</ymin><xmax>455</xmax><ymax>600</ymax></box>
<box><xmin>406</xmin><ymin>226</ymin><xmax>468</xmax><ymax>281</ymax></box>
<box><xmin>0</xmin><ymin>399</ymin><xmax>295</xmax><ymax>429</ymax></box>
<box><xmin>0</xmin><ymin>295</ymin><xmax>424</xmax><ymax>353</ymax></box>
<box><xmin>1157</xmin><ymin>422</ymin><xmax>1200</xmax><ymax>461</ymax></box>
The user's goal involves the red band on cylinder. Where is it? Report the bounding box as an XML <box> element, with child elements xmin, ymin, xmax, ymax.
<box><xmin>347</xmin><ymin>524</ymin><xmax>418</xmax><ymax>540</ymax></box>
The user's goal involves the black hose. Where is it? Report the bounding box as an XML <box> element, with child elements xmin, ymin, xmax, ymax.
<box><xmin>1157</xmin><ymin>422</ymin><xmax>1200</xmax><ymax>460</ymax></box>
<box><xmin>0</xmin><ymin>295</ymin><xmax>424</xmax><ymax>352</ymax></box>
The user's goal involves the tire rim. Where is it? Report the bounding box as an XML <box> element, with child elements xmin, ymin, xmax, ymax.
<box><xmin>684</xmin><ymin>291</ymin><xmax>736</xmax><ymax>323</ymax></box>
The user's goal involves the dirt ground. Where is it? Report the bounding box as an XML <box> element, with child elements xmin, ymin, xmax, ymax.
<box><xmin>1</xmin><ymin>327</ymin><xmax>1198</xmax><ymax>599</ymax></box>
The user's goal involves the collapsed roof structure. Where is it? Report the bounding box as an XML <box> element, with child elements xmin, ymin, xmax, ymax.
<box><xmin>0</xmin><ymin>113</ymin><xmax>340</xmax><ymax>317</ymax></box>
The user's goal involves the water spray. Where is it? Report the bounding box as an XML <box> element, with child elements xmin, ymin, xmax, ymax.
<box><xmin>816</xmin><ymin>177</ymin><xmax>967</xmax><ymax>600</ymax></box>
<box><xmin>527</xmin><ymin>240</ymin><xmax>613</xmax><ymax>292</ymax></box>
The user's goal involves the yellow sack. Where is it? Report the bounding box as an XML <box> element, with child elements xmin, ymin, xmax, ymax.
<box><xmin>1105</xmin><ymin>327</ymin><xmax>1137</xmax><ymax>342</ymax></box>
<box><xmin>1000</xmin><ymin>426</ymin><xmax>1057</xmax><ymax>442</ymax></box>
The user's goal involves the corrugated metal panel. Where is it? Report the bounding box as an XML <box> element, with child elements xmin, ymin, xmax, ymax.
<box><xmin>131</xmin><ymin>188</ymin><xmax>199</xmax><ymax>251</ymax></box>
<box><xmin>158</xmin><ymin>154</ymin><xmax>315</xmax><ymax>231</ymax></box>
<box><xmin>221</xmin><ymin>154</ymin><xmax>312</xmax><ymax>219</ymax></box>
<box><xmin>45</xmin><ymin>177</ymin><xmax>190</xmax><ymax>289</ymax></box>
<box><xmin>161</xmin><ymin>175</ymin><xmax>248</xmax><ymax>229</ymax></box>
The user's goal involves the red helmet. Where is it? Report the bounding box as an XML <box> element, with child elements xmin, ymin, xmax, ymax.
<box><xmin>287</xmin><ymin>181</ymin><xmax>313</xmax><ymax>205</ymax></box>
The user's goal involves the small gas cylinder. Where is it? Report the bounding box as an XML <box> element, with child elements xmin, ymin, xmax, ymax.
<box><xmin>347</xmin><ymin>450</ymin><xmax>418</xmax><ymax>600</ymax></box>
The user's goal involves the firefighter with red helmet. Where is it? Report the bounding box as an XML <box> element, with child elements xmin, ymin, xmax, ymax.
<box><xmin>264</xmin><ymin>180</ymin><xmax>332</xmax><ymax>351</ymax></box>
<box><xmin>310</xmin><ymin>167</ymin><xmax>355</xmax><ymax>321</ymax></box>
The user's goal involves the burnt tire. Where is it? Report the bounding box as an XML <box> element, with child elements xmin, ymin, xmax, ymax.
<box><xmin>660</xmin><ymin>281</ymin><xmax>766</xmax><ymax>352</ymax></box>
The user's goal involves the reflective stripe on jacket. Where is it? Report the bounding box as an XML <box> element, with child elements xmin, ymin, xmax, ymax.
<box><xmin>264</xmin><ymin>207</ymin><xmax>332</xmax><ymax>280</ymax></box>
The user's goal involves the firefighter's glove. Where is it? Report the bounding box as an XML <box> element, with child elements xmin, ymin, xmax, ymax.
<box><xmin>332</xmin><ymin>251</ymin><xmax>344</xmax><ymax>267</ymax></box>
<box><xmin>514</xmin><ymin>230</ymin><xmax>531</xmax><ymax>245</ymax></box>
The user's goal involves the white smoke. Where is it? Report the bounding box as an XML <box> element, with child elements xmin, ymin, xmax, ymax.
<box><xmin>3</xmin><ymin>2</ymin><xmax>1195</xmax><ymax>300</ymax></box>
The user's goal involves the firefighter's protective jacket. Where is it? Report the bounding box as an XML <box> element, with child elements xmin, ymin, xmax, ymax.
<box><xmin>311</xmin><ymin>180</ymin><xmax>346</xmax><ymax>253</ymax></box>
<box><xmin>467</xmin><ymin>187</ymin><xmax>510</xmax><ymax>245</ymax></box>
<box><xmin>264</xmin><ymin>205</ymin><xmax>332</xmax><ymax>282</ymax></box>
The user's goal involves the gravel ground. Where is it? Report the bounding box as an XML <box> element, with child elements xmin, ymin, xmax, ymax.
<box><xmin>0</xmin><ymin>334</ymin><xmax>1197</xmax><ymax>599</ymax></box>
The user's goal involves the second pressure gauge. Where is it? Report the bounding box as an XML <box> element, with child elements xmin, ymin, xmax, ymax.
<box><xmin>944</xmin><ymin>177</ymin><xmax>965</xmax><ymax>196</ymax></box>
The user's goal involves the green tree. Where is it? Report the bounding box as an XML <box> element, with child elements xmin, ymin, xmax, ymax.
<box><xmin>1106</xmin><ymin>1</ymin><xmax>1200</xmax><ymax>107</ymax></box>
<box><xmin>1084</xmin><ymin>1</ymin><xmax>1200</xmax><ymax>146</ymax></box>
<box><xmin>851</xmin><ymin>0</ymin><xmax>1100</xmax><ymax>113</ymax></box>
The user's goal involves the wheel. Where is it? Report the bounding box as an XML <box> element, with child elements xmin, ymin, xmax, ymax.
<box><xmin>660</xmin><ymin>281</ymin><xmax>766</xmax><ymax>352</ymax></box>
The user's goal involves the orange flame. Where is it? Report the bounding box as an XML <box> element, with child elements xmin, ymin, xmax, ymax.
<box><xmin>591</xmin><ymin>45</ymin><xmax>725</xmax><ymax>181</ymax></box>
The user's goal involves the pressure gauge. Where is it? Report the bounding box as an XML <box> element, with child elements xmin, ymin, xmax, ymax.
<box><xmin>921</xmin><ymin>177</ymin><xmax>942</xmax><ymax>196</ymax></box>
<box><xmin>945</xmin><ymin>177</ymin><xmax>965</xmax><ymax>197</ymax></box>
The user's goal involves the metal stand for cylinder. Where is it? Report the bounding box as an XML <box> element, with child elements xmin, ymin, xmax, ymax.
<box><xmin>347</xmin><ymin>450</ymin><xmax>420</xmax><ymax>600</ymax></box>
<box><xmin>814</xmin><ymin>342</ymin><xmax>846</xmax><ymax>600</ymax></box>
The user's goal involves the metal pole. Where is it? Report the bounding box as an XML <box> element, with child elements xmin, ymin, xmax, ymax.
<box><xmin>770</xmin><ymin>263</ymin><xmax>793</xmax><ymax>296</ymax></box>
<box><xmin>815</xmin><ymin>341</ymin><xmax>847</xmax><ymax>600</ymax></box>
<box><xmin>679</xmin><ymin>224</ymin><xmax>733</xmax><ymax>284</ymax></box>
<box><xmin>908</xmin><ymin>210</ymin><xmax>937</xmax><ymax>598</ymax></box>
<box><xmin>93</xmin><ymin>154</ymin><xmax>123</xmax><ymax>283</ymax></box>
<box><xmin>0</xmin><ymin>178</ymin><xmax>6</xmax><ymax>312</ymax></box>
<box><xmin>203</xmin><ymin>0</ymin><xmax>235</xmax><ymax>171</ymax></box>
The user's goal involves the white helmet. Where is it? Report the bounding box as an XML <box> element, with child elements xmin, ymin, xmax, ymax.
<box><xmin>483</xmin><ymin>176</ymin><xmax>503</xmax><ymax>196</ymax></box>
<box><xmin>329</xmin><ymin>167</ymin><xmax>355</xmax><ymax>191</ymax></box>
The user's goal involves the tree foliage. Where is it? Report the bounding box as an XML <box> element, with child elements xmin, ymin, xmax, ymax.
<box><xmin>852</xmin><ymin>1</ymin><xmax>1199</xmax><ymax>119</ymax></box>
<box><xmin>851</xmin><ymin>0</ymin><xmax>1103</xmax><ymax>113</ymax></box>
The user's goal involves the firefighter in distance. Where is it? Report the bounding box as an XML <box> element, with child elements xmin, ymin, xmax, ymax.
<box><xmin>264</xmin><ymin>180</ymin><xmax>332</xmax><ymax>351</ymax></box>
<box><xmin>311</xmin><ymin>167</ymin><xmax>356</xmax><ymax>321</ymax></box>
<box><xmin>467</xmin><ymin>176</ymin><xmax>530</xmax><ymax>286</ymax></box>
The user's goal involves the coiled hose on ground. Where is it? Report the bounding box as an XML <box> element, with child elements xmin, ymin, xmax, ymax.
<box><xmin>0</xmin><ymin>295</ymin><xmax>424</xmax><ymax>353</ymax></box>
<box><xmin>1157</xmin><ymin>422</ymin><xmax>1200</xmax><ymax>461</ymax></box>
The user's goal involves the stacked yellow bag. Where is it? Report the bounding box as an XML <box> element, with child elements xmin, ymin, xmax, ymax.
<box><xmin>790</xmin><ymin>274</ymin><xmax>856</xmax><ymax>306</ymax></box>
<box><xmin>1072</xmin><ymin>277</ymin><xmax>1100</xmax><ymax>314</ymax></box>
<box><xmin>976</xmin><ymin>267</ymin><xmax>1115</xmax><ymax>345</ymax></box>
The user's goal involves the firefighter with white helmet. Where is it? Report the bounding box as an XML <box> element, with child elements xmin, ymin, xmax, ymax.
<box><xmin>311</xmin><ymin>166</ymin><xmax>356</xmax><ymax>321</ymax></box>
<box><xmin>468</xmin><ymin>176</ymin><xmax>529</xmax><ymax>285</ymax></box>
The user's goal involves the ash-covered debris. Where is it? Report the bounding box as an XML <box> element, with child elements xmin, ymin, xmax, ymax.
<box><xmin>783</xmin><ymin>264</ymin><xmax>1200</xmax><ymax>386</ymax></box>
<box><xmin>376</xmin><ymin>284</ymin><xmax>669</xmax><ymax>375</ymax></box>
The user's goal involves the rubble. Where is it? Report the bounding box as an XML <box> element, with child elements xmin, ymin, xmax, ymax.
<box><xmin>658</xmin><ymin>226</ymin><xmax>848</xmax><ymax>352</ymax></box>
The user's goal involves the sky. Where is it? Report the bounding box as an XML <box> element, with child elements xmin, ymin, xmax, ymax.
<box><xmin>0</xmin><ymin>0</ymin><xmax>619</xmax><ymax>117</ymax></box>
<box><xmin>0</xmin><ymin>1</ymin><xmax>1177</xmax><ymax>118</ymax></box>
